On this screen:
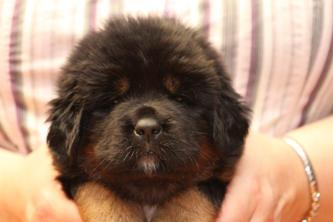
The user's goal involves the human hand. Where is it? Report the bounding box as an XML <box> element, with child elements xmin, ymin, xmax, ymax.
<box><xmin>1</xmin><ymin>147</ymin><xmax>82</xmax><ymax>222</ymax></box>
<box><xmin>217</xmin><ymin>133</ymin><xmax>311</xmax><ymax>222</ymax></box>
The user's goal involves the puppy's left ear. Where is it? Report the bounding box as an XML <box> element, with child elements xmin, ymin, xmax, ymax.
<box><xmin>200</xmin><ymin>41</ymin><xmax>250</xmax><ymax>171</ymax></box>
<box><xmin>213</xmin><ymin>83</ymin><xmax>250</xmax><ymax>157</ymax></box>
<box><xmin>212</xmin><ymin>86</ymin><xmax>249</xmax><ymax>179</ymax></box>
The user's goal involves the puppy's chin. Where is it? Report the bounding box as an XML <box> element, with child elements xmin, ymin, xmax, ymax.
<box><xmin>137</xmin><ymin>153</ymin><xmax>159</xmax><ymax>176</ymax></box>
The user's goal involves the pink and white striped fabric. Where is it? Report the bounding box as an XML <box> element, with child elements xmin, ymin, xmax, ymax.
<box><xmin>1</xmin><ymin>0</ymin><xmax>333</xmax><ymax>154</ymax></box>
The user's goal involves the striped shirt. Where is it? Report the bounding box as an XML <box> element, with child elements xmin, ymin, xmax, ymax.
<box><xmin>1</xmin><ymin>0</ymin><xmax>332</xmax><ymax>154</ymax></box>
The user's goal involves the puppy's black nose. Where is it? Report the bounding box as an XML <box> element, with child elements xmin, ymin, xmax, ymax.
<box><xmin>134</xmin><ymin>118</ymin><xmax>162</xmax><ymax>141</ymax></box>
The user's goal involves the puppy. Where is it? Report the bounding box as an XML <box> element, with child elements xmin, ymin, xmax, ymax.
<box><xmin>47</xmin><ymin>17</ymin><xmax>249</xmax><ymax>222</ymax></box>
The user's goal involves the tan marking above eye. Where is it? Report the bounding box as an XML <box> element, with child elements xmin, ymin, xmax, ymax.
<box><xmin>164</xmin><ymin>75</ymin><xmax>180</xmax><ymax>94</ymax></box>
<box><xmin>115</xmin><ymin>77</ymin><xmax>130</xmax><ymax>95</ymax></box>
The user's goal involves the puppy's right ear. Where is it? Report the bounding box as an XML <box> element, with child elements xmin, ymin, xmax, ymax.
<box><xmin>47</xmin><ymin>97</ymin><xmax>84</xmax><ymax>163</ymax></box>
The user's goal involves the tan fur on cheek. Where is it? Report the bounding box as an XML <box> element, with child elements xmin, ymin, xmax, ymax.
<box><xmin>152</xmin><ymin>187</ymin><xmax>216</xmax><ymax>222</ymax></box>
<box><xmin>74</xmin><ymin>182</ymin><xmax>145</xmax><ymax>222</ymax></box>
<box><xmin>164</xmin><ymin>75</ymin><xmax>180</xmax><ymax>94</ymax></box>
<box><xmin>115</xmin><ymin>77</ymin><xmax>130</xmax><ymax>95</ymax></box>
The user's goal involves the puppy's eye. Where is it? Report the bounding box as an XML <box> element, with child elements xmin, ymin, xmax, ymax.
<box><xmin>175</xmin><ymin>96</ymin><xmax>184</xmax><ymax>103</ymax></box>
<box><xmin>172</xmin><ymin>95</ymin><xmax>190</xmax><ymax>104</ymax></box>
<box><xmin>92</xmin><ymin>105</ymin><xmax>111</xmax><ymax>118</ymax></box>
<box><xmin>112</xmin><ymin>99</ymin><xmax>120</xmax><ymax>105</ymax></box>
<box><xmin>92</xmin><ymin>98</ymin><xmax>121</xmax><ymax>118</ymax></box>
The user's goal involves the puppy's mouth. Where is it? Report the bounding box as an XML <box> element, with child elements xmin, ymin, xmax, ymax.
<box><xmin>136</xmin><ymin>150</ymin><xmax>160</xmax><ymax>176</ymax></box>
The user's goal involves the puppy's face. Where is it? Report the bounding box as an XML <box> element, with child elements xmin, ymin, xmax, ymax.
<box><xmin>48</xmin><ymin>17</ymin><xmax>249</xmax><ymax>204</ymax></box>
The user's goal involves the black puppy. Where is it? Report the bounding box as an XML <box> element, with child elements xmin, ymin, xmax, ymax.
<box><xmin>47</xmin><ymin>17</ymin><xmax>249</xmax><ymax>222</ymax></box>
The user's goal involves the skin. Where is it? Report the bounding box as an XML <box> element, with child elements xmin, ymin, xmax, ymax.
<box><xmin>1</xmin><ymin>115</ymin><xmax>333</xmax><ymax>221</ymax></box>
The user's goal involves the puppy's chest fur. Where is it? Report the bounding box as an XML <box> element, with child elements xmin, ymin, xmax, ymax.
<box><xmin>74</xmin><ymin>181</ymin><xmax>225</xmax><ymax>222</ymax></box>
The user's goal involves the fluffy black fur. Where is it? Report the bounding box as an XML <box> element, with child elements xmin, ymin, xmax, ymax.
<box><xmin>47</xmin><ymin>17</ymin><xmax>249</xmax><ymax>207</ymax></box>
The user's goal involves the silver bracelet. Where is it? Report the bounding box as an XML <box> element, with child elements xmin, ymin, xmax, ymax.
<box><xmin>283</xmin><ymin>137</ymin><xmax>320</xmax><ymax>222</ymax></box>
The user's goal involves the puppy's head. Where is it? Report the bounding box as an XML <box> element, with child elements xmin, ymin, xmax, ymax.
<box><xmin>47</xmin><ymin>17</ymin><xmax>249</xmax><ymax>204</ymax></box>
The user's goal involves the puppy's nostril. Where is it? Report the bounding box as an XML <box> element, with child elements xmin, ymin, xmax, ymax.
<box><xmin>134</xmin><ymin>118</ymin><xmax>162</xmax><ymax>140</ymax></box>
<box><xmin>152</xmin><ymin>128</ymin><xmax>161</xmax><ymax>135</ymax></box>
<box><xmin>134</xmin><ymin>128</ymin><xmax>145</xmax><ymax>136</ymax></box>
